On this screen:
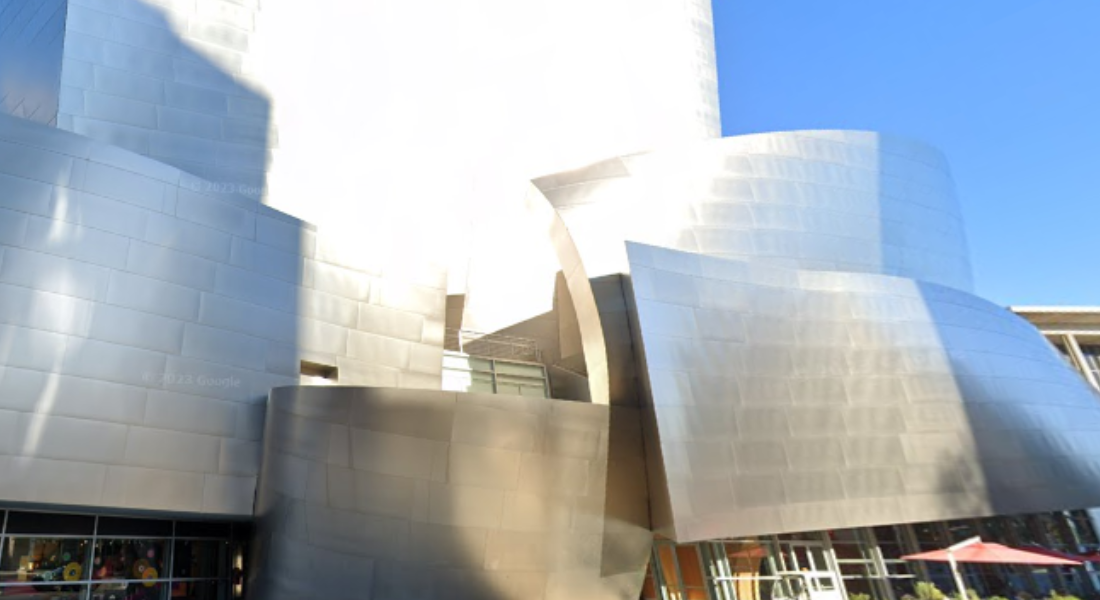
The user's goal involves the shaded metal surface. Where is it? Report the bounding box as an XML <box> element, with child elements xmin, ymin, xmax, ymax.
<box><xmin>250</xmin><ymin>386</ymin><xmax>651</xmax><ymax>600</ymax></box>
<box><xmin>627</xmin><ymin>242</ymin><xmax>1100</xmax><ymax>542</ymax></box>
<box><xmin>0</xmin><ymin>113</ymin><xmax>445</xmax><ymax>517</ymax></box>
<box><xmin>54</xmin><ymin>0</ymin><xmax>272</xmax><ymax>201</ymax></box>
<box><xmin>0</xmin><ymin>0</ymin><xmax>66</xmax><ymax>126</ymax></box>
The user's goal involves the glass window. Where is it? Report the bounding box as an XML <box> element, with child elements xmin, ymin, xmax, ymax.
<box><xmin>494</xmin><ymin>362</ymin><xmax>545</xmax><ymax>378</ymax></box>
<box><xmin>170</xmin><ymin>579</ymin><xmax>227</xmax><ymax>600</ymax></box>
<box><xmin>97</xmin><ymin>518</ymin><xmax>171</xmax><ymax>538</ymax></box>
<box><xmin>0</xmin><ymin>511</ymin><xmax>239</xmax><ymax>600</ymax></box>
<box><xmin>1034</xmin><ymin>513</ymin><xmax>1074</xmax><ymax>548</ymax></box>
<box><xmin>172</xmin><ymin>541</ymin><xmax>227</xmax><ymax>580</ymax></box>
<box><xmin>5</xmin><ymin>513</ymin><xmax>94</xmax><ymax>536</ymax></box>
<box><xmin>92</xmin><ymin>540</ymin><xmax>166</xmax><ymax>582</ymax></box>
<box><xmin>829</xmin><ymin>528</ymin><xmax>861</xmax><ymax>543</ymax></box>
<box><xmin>1002</xmin><ymin>516</ymin><xmax>1038</xmax><ymax>545</ymax></box>
<box><xmin>945</xmin><ymin>519</ymin><xmax>978</xmax><ymax>543</ymax></box>
<box><xmin>1068</xmin><ymin>510</ymin><xmax>1099</xmax><ymax>546</ymax></box>
<box><xmin>642</xmin><ymin>569</ymin><xmax>659</xmax><ymax>600</ymax></box>
<box><xmin>468</xmin><ymin>373</ymin><xmax>496</xmax><ymax>393</ymax></box>
<box><xmin>1077</xmin><ymin>345</ymin><xmax>1100</xmax><ymax>378</ymax></box>
<box><xmin>0</xmin><ymin>537</ymin><xmax>90</xmax><ymax>583</ymax></box>
<box><xmin>90</xmin><ymin>580</ymin><xmax>166</xmax><ymax>600</ymax></box>
<box><xmin>495</xmin><ymin>375</ymin><xmax>546</xmax><ymax>397</ymax></box>
<box><xmin>441</xmin><ymin>351</ymin><xmax>550</xmax><ymax>398</ymax></box>
<box><xmin>725</xmin><ymin>540</ymin><xmax>770</xmax><ymax>573</ymax></box>
<box><xmin>0</xmin><ymin>587</ymin><xmax>86</xmax><ymax>600</ymax></box>
<box><xmin>657</xmin><ymin>544</ymin><xmax>681</xmax><ymax>591</ymax></box>
<box><xmin>676</xmin><ymin>545</ymin><xmax>709</xmax><ymax>600</ymax></box>
<box><xmin>175</xmin><ymin>522</ymin><xmax>230</xmax><ymax>539</ymax></box>
<box><xmin>871</xmin><ymin>525</ymin><xmax>910</xmax><ymax>560</ymax></box>
<box><xmin>911</xmin><ymin>522</ymin><xmax>949</xmax><ymax>549</ymax></box>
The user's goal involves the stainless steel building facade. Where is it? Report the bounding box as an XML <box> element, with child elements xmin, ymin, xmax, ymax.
<box><xmin>1</xmin><ymin>1</ymin><xmax>1100</xmax><ymax>600</ymax></box>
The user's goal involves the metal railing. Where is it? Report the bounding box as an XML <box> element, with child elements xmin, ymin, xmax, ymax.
<box><xmin>444</xmin><ymin>328</ymin><xmax>541</xmax><ymax>362</ymax></box>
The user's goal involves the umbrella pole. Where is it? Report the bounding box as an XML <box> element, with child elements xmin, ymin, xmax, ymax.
<box><xmin>945</xmin><ymin>536</ymin><xmax>983</xmax><ymax>600</ymax></box>
<box><xmin>948</xmin><ymin>551</ymin><xmax>968</xmax><ymax>600</ymax></box>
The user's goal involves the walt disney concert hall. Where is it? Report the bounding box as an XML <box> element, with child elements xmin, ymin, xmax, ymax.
<box><xmin>2</xmin><ymin>1</ymin><xmax>1100</xmax><ymax>599</ymax></box>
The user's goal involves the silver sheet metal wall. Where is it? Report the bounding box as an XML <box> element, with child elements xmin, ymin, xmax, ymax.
<box><xmin>533</xmin><ymin>131</ymin><xmax>974</xmax><ymax>407</ymax></box>
<box><xmin>0</xmin><ymin>0</ymin><xmax>67</xmax><ymax>125</ymax></box>
<box><xmin>250</xmin><ymin>387</ymin><xmax>651</xmax><ymax>600</ymax></box>
<box><xmin>536</xmin><ymin>131</ymin><xmax>972</xmax><ymax>292</ymax></box>
<box><xmin>531</xmin><ymin>132</ymin><xmax>1100</xmax><ymax>542</ymax></box>
<box><xmin>55</xmin><ymin>0</ymin><xmax>272</xmax><ymax>201</ymax></box>
<box><xmin>628</xmin><ymin>243</ymin><xmax>1100</xmax><ymax>541</ymax></box>
<box><xmin>0</xmin><ymin>113</ymin><xmax>445</xmax><ymax>516</ymax></box>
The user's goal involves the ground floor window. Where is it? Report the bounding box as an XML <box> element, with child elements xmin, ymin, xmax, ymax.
<box><xmin>644</xmin><ymin>511</ymin><xmax>1100</xmax><ymax>600</ymax></box>
<box><xmin>0</xmin><ymin>509</ymin><xmax>247</xmax><ymax>600</ymax></box>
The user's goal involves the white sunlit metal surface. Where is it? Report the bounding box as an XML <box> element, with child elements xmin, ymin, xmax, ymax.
<box><xmin>536</xmin><ymin>131</ymin><xmax>972</xmax><ymax>292</ymax></box>
<box><xmin>0</xmin><ymin>112</ymin><xmax>445</xmax><ymax>518</ymax></box>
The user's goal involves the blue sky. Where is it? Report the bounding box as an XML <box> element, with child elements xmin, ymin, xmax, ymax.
<box><xmin>713</xmin><ymin>0</ymin><xmax>1100</xmax><ymax>306</ymax></box>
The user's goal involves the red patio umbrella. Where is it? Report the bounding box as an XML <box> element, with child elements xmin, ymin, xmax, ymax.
<box><xmin>903</xmin><ymin>542</ymin><xmax>1083</xmax><ymax>565</ymax></box>
<box><xmin>902</xmin><ymin>537</ymin><xmax>1081</xmax><ymax>598</ymax></box>
<box><xmin>1017</xmin><ymin>545</ymin><xmax>1097</xmax><ymax>564</ymax></box>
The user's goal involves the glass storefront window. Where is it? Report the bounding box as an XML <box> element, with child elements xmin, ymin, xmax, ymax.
<box><xmin>657</xmin><ymin>544</ymin><xmax>681</xmax><ymax>593</ymax></box>
<box><xmin>172</xmin><ymin>541</ymin><xmax>228</xmax><ymax>580</ymax></box>
<box><xmin>0</xmin><ymin>537</ymin><xmax>90</xmax><ymax>584</ymax></box>
<box><xmin>644</xmin><ymin>517</ymin><xmax>1100</xmax><ymax>600</ymax></box>
<box><xmin>92</xmin><ymin>539</ymin><xmax>167</xmax><ymax>582</ymax></box>
<box><xmin>0</xmin><ymin>511</ymin><xmax>241</xmax><ymax>600</ymax></box>
<box><xmin>1069</xmin><ymin>510</ymin><xmax>1099</xmax><ymax>546</ymax></box>
<box><xmin>642</xmin><ymin>569</ymin><xmax>660</xmax><ymax>600</ymax></box>
<box><xmin>170</xmin><ymin>579</ymin><xmax>228</xmax><ymax>600</ymax></box>
<box><xmin>0</xmin><ymin>588</ymin><xmax>85</xmax><ymax>600</ymax></box>
<box><xmin>871</xmin><ymin>526</ymin><xmax>909</xmax><ymax>560</ymax></box>
<box><xmin>911</xmin><ymin>522</ymin><xmax>949</xmax><ymax>549</ymax></box>
<box><xmin>1004</xmin><ymin>516</ymin><xmax>1038</xmax><ymax>545</ymax></box>
<box><xmin>945</xmin><ymin>519</ymin><xmax>978</xmax><ymax>543</ymax></box>
<box><xmin>675</xmin><ymin>545</ymin><xmax>709</xmax><ymax>600</ymax></box>
<box><xmin>89</xmin><ymin>580</ymin><xmax>165</xmax><ymax>600</ymax></box>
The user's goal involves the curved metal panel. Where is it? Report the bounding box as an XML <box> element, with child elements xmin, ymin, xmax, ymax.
<box><xmin>531</xmin><ymin>131</ymin><xmax>976</xmax><ymax>407</ymax></box>
<box><xmin>0</xmin><ymin>114</ymin><xmax>445</xmax><ymax>517</ymax></box>
<box><xmin>517</xmin><ymin>185</ymin><xmax>614</xmax><ymax>405</ymax></box>
<box><xmin>627</xmin><ymin>242</ymin><xmax>1100</xmax><ymax>542</ymax></box>
<box><xmin>251</xmin><ymin>386</ymin><xmax>651</xmax><ymax>600</ymax></box>
<box><xmin>536</xmin><ymin>131</ymin><xmax>972</xmax><ymax>292</ymax></box>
